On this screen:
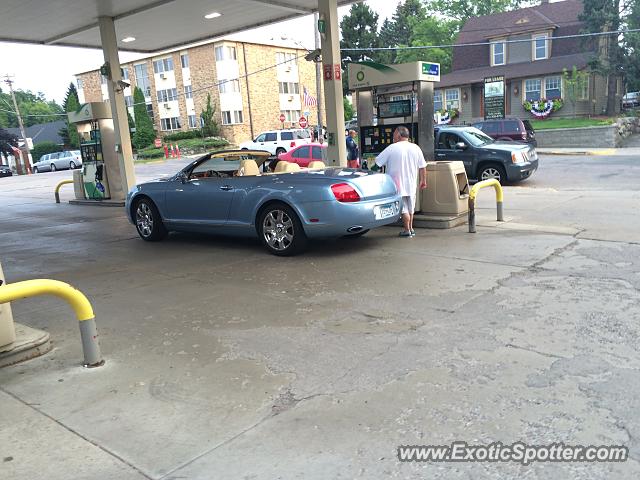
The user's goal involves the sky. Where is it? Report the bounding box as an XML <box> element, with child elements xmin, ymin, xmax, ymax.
<box><xmin>0</xmin><ymin>0</ymin><xmax>400</xmax><ymax>104</ymax></box>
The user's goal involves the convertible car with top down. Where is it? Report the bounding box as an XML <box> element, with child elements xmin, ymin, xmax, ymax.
<box><xmin>126</xmin><ymin>150</ymin><xmax>401</xmax><ymax>255</ymax></box>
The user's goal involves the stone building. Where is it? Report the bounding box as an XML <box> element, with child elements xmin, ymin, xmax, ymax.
<box><xmin>76</xmin><ymin>39</ymin><xmax>325</xmax><ymax>145</ymax></box>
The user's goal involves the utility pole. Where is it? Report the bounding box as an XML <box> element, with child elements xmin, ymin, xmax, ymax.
<box><xmin>3</xmin><ymin>75</ymin><xmax>31</xmax><ymax>174</ymax></box>
<box><xmin>313</xmin><ymin>12</ymin><xmax>323</xmax><ymax>138</ymax></box>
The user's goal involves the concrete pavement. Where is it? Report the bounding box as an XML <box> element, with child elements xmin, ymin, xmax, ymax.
<box><xmin>1</xmin><ymin>154</ymin><xmax>640</xmax><ymax>479</ymax></box>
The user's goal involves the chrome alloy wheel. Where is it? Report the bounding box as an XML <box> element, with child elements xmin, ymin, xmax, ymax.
<box><xmin>481</xmin><ymin>167</ymin><xmax>502</xmax><ymax>182</ymax></box>
<box><xmin>136</xmin><ymin>202</ymin><xmax>154</xmax><ymax>238</ymax></box>
<box><xmin>262</xmin><ymin>209</ymin><xmax>294</xmax><ymax>252</ymax></box>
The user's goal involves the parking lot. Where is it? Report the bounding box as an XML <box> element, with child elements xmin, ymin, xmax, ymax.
<box><xmin>1</xmin><ymin>152</ymin><xmax>640</xmax><ymax>479</ymax></box>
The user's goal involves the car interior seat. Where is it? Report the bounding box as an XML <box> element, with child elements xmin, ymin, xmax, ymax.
<box><xmin>283</xmin><ymin>162</ymin><xmax>301</xmax><ymax>173</ymax></box>
<box><xmin>237</xmin><ymin>159</ymin><xmax>260</xmax><ymax>176</ymax></box>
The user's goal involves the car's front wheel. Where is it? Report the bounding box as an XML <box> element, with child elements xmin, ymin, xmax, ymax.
<box><xmin>257</xmin><ymin>203</ymin><xmax>307</xmax><ymax>256</ymax></box>
<box><xmin>33</xmin><ymin>167</ymin><xmax>39</xmax><ymax>173</ymax></box>
<box><xmin>50</xmin><ymin>164</ymin><xmax>57</xmax><ymax>172</ymax></box>
<box><xmin>478</xmin><ymin>164</ymin><xmax>506</xmax><ymax>184</ymax></box>
<box><xmin>134</xmin><ymin>198</ymin><xmax>167</xmax><ymax>241</ymax></box>
<box><xmin>70</xmin><ymin>161</ymin><xmax>76</xmax><ymax>169</ymax></box>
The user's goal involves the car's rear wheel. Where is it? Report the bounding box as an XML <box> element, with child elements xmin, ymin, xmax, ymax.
<box><xmin>50</xmin><ymin>164</ymin><xmax>57</xmax><ymax>172</ymax></box>
<box><xmin>275</xmin><ymin>147</ymin><xmax>286</xmax><ymax>156</ymax></box>
<box><xmin>257</xmin><ymin>202</ymin><xmax>307</xmax><ymax>256</ymax></box>
<box><xmin>134</xmin><ymin>198</ymin><xmax>167</xmax><ymax>242</ymax></box>
<box><xmin>478</xmin><ymin>164</ymin><xmax>506</xmax><ymax>184</ymax></box>
<box><xmin>69</xmin><ymin>161</ymin><xmax>76</xmax><ymax>169</ymax></box>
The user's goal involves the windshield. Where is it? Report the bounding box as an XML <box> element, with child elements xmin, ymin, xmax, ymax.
<box><xmin>463</xmin><ymin>128</ymin><xmax>494</xmax><ymax>146</ymax></box>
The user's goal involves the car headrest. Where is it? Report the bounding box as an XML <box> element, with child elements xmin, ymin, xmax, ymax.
<box><xmin>308</xmin><ymin>161</ymin><xmax>326</xmax><ymax>169</ymax></box>
<box><xmin>238</xmin><ymin>159</ymin><xmax>260</xmax><ymax>176</ymax></box>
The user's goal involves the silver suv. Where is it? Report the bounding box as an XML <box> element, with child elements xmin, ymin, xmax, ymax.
<box><xmin>33</xmin><ymin>150</ymin><xmax>82</xmax><ymax>173</ymax></box>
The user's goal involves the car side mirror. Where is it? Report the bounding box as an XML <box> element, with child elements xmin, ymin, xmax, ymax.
<box><xmin>455</xmin><ymin>142</ymin><xmax>467</xmax><ymax>150</ymax></box>
<box><xmin>178</xmin><ymin>171</ymin><xmax>188</xmax><ymax>183</ymax></box>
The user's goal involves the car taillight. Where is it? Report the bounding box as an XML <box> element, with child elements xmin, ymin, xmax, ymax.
<box><xmin>331</xmin><ymin>183</ymin><xmax>360</xmax><ymax>202</ymax></box>
<box><xmin>290</xmin><ymin>141</ymin><xmax>296</xmax><ymax>148</ymax></box>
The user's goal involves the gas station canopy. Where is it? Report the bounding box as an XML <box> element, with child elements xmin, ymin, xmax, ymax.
<box><xmin>0</xmin><ymin>0</ymin><xmax>357</xmax><ymax>53</ymax></box>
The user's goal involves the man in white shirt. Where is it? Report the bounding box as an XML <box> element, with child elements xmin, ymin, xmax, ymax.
<box><xmin>375</xmin><ymin>126</ymin><xmax>427</xmax><ymax>237</ymax></box>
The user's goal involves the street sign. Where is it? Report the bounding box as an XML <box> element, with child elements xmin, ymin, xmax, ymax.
<box><xmin>279</xmin><ymin>113</ymin><xmax>286</xmax><ymax>123</ymax></box>
<box><xmin>299</xmin><ymin>117</ymin><xmax>308</xmax><ymax>128</ymax></box>
<box><xmin>154</xmin><ymin>138</ymin><xmax>162</xmax><ymax>148</ymax></box>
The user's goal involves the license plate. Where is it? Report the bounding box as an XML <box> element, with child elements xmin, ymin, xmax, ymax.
<box><xmin>375</xmin><ymin>203</ymin><xmax>395</xmax><ymax>220</ymax></box>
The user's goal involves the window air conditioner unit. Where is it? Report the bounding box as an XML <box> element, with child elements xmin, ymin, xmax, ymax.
<box><xmin>160</xmin><ymin>73</ymin><xmax>166</xmax><ymax>79</ymax></box>
<box><xmin>164</xmin><ymin>103</ymin><xmax>170</xmax><ymax>109</ymax></box>
<box><xmin>288</xmin><ymin>95</ymin><xmax>294</xmax><ymax>101</ymax></box>
<box><xmin>285</xmin><ymin>66</ymin><xmax>292</xmax><ymax>72</ymax></box>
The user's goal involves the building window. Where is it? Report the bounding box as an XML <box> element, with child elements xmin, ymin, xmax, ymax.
<box><xmin>180</xmin><ymin>53</ymin><xmax>189</xmax><ymax>68</ymax></box>
<box><xmin>188</xmin><ymin>114</ymin><xmax>198</xmax><ymax>128</ymax></box>
<box><xmin>153</xmin><ymin>57</ymin><xmax>174</xmax><ymax>73</ymax></box>
<box><xmin>219</xmin><ymin>79</ymin><xmax>240</xmax><ymax>94</ymax></box>
<box><xmin>276</xmin><ymin>52</ymin><xmax>297</xmax><ymax>66</ymax></box>
<box><xmin>445</xmin><ymin>89</ymin><xmax>459</xmax><ymax>110</ymax></box>
<box><xmin>215</xmin><ymin>46</ymin><xmax>237</xmax><ymax>61</ymax></box>
<box><xmin>433</xmin><ymin>91</ymin><xmax>443</xmax><ymax>111</ymax></box>
<box><xmin>278</xmin><ymin>82</ymin><xmax>300</xmax><ymax>94</ymax></box>
<box><xmin>146</xmin><ymin>103</ymin><xmax>154</xmax><ymax>118</ymax></box>
<box><xmin>157</xmin><ymin>88</ymin><xmax>178</xmax><ymax>102</ymax></box>
<box><xmin>134</xmin><ymin>63</ymin><xmax>152</xmax><ymax>98</ymax></box>
<box><xmin>77</xmin><ymin>78</ymin><xmax>83</xmax><ymax>90</ymax></box>
<box><xmin>577</xmin><ymin>76</ymin><xmax>589</xmax><ymax>100</ymax></box>
<box><xmin>280</xmin><ymin>110</ymin><xmax>301</xmax><ymax>122</ymax></box>
<box><xmin>161</xmin><ymin>117</ymin><xmax>181</xmax><ymax>131</ymax></box>
<box><xmin>545</xmin><ymin>76</ymin><xmax>561</xmax><ymax>99</ymax></box>
<box><xmin>492</xmin><ymin>41</ymin><xmax>505</xmax><ymax>66</ymax></box>
<box><xmin>533</xmin><ymin>34</ymin><xmax>548</xmax><ymax>60</ymax></box>
<box><xmin>124</xmin><ymin>95</ymin><xmax>133</xmax><ymax>107</ymax></box>
<box><xmin>121</xmin><ymin>68</ymin><xmax>129</xmax><ymax>81</ymax></box>
<box><xmin>221</xmin><ymin>110</ymin><xmax>243</xmax><ymax>125</ymax></box>
<box><xmin>525</xmin><ymin>79</ymin><xmax>541</xmax><ymax>101</ymax></box>
<box><xmin>184</xmin><ymin>85</ymin><xmax>193</xmax><ymax>99</ymax></box>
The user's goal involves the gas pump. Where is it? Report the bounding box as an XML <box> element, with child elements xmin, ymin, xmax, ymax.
<box><xmin>68</xmin><ymin>103</ymin><xmax>121</xmax><ymax>201</ymax></box>
<box><xmin>348</xmin><ymin>61</ymin><xmax>440</xmax><ymax>169</ymax></box>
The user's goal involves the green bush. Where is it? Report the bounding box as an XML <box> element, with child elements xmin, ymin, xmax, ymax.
<box><xmin>163</xmin><ymin>130</ymin><xmax>203</xmax><ymax>141</ymax></box>
<box><xmin>32</xmin><ymin>141</ymin><xmax>63</xmax><ymax>161</ymax></box>
<box><xmin>178</xmin><ymin>137</ymin><xmax>229</xmax><ymax>150</ymax></box>
<box><xmin>136</xmin><ymin>147</ymin><xmax>165</xmax><ymax>159</ymax></box>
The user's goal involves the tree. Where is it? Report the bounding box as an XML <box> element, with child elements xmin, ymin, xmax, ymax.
<box><xmin>32</xmin><ymin>141</ymin><xmax>62</xmax><ymax>162</ymax></box>
<box><xmin>627</xmin><ymin>0</ymin><xmax>640</xmax><ymax>91</ymax></box>
<box><xmin>343</xmin><ymin>97</ymin><xmax>354</xmax><ymax>121</ymax></box>
<box><xmin>425</xmin><ymin>0</ymin><xmax>524</xmax><ymax>24</ymax></box>
<box><xmin>375</xmin><ymin>0</ymin><xmax>427</xmax><ymax>64</ymax></box>
<box><xmin>563</xmin><ymin>67</ymin><xmax>591</xmax><ymax>117</ymax></box>
<box><xmin>200</xmin><ymin>93</ymin><xmax>219</xmax><ymax>137</ymax></box>
<box><xmin>0</xmin><ymin>89</ymin><xmax>63</xmax><ymax>128</ymax></box>
<box><xmin>58</xmin><ymin>83</ymin><xmax>80</xmax><ymax>148</ymax></box>
<box><xmin>340</xmin><ymin>3</ymin><xmax>379</xmax><ymax>92</ymax></box>
<box><xmin>579</xmin><ymin>0</ymin><xmax>634</xmax><ymax>115</ymax></box>
<box><xmin>0</xmin><ymin>126</ymin><xmax>18</xmax><ymax>159</ymax></box>
<box><xmin>132</xmin><ymin>86</ymin><xmax>156</xmax><ymax>150</ymax></box>
<box><xmin>395</xmin><ymin>16</ymin><xmax>458</xmax><ymax>74</ymax></box>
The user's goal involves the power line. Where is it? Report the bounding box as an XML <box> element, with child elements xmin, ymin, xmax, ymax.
<box><xmin>341</xmin><ymin>28</ymin><xmax>640</xmax><ymax>51</ymax></box>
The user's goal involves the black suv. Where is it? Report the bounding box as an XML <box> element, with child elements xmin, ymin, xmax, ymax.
<box><xmin>434</xmin><ymin>126</ymin><xmax>538</xmax><ymax>184</ymax></box>
<box><xmin>471</xmin><ymin>118</ymin><xmax>537</xmax><ymax>147</ymax></box>
<box><xmin>0</xmin><ymin>164</ymin><xmax>12</xmax><ymax>177</ymax></box>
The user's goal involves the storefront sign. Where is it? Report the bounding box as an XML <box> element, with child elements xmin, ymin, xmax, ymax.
<box><xmin>484</xmin><ymin>76</ymin><xmax>505</xmax><ymax>120</ymax></box>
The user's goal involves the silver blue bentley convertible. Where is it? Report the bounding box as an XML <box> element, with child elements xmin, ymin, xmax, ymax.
<box><xmin>126</xmin><ymin>150</ymin><xmax>401</xmax><ymax>255</ymax></box>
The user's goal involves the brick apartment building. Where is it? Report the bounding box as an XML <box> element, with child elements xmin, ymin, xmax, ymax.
<box><xmin>76</xmin><ymin>39</ymin><xmax>325</xmax><ymax>145</ymax></box>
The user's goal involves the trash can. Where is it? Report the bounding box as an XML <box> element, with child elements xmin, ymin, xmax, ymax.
<box><xmin>0</xmin><ymin>261</ymin><xmax>16</xmax><ymax>350</ymax></box>
<box><xmin>73</xmin><ymin>169</ymin><xmax>85</xmax><ymax>200</ymax></box>
<box><xmin>420</xmin><ymin>161</ymin><xmax>469</xmax><ymax>215</ymax></box>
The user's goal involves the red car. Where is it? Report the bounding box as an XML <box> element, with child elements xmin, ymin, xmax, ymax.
<box><xmin>277</xmin><ymin>143</ymin><xmax>327</xmax><ymax>167</ymax></box>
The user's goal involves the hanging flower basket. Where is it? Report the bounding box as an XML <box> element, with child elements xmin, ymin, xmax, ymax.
<box><xmin>435</xmin><ymin>108</ymin><xmax>459</xmax><ymax>125</ymax></box>
<box><xmin>523</xmin><ymin>98</ymin><xmax>563</xmax><ymax>119</ymax></box>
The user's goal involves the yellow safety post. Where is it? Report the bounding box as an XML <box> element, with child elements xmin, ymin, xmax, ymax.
<box><xmin>468</xmin><ymin>179</ymin><xmax>504</xmax><ymax>233</ymax></box>
<box><xmin>0</xmin><ymin>279</ymin><xmax>103</xmax><ymax>367</ymax></box>
<box><xmin>54</xmin><ymin>179</ymin><xmax>74</xmax><ymax>203</ymax></box>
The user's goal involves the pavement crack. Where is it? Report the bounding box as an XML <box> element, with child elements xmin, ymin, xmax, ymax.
<box><xmin>504</xmin><ymin>343</ymin><xmax>566</xmax><ymax>359</ymax></box>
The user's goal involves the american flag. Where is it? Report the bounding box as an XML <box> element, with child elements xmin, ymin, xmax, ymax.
<box><xmin>303</xmin><ymin>86</ymin><xmax>317</xmax><ymax>107</ymax></box>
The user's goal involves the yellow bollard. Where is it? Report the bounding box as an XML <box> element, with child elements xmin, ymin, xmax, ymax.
<box><xmin>0</xmin><ymin>279</ymin><xmax>103</xmax><ymax>367</ymax></box>
<box><xmin>468</xmin><ymin>179</ymin><xmax>504</xmax><ymax>233</ymax></box>
<box><xmin>54</xmin><ymin>179</ymin><xmax>74</xmax><ymax>203</ymax></box>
